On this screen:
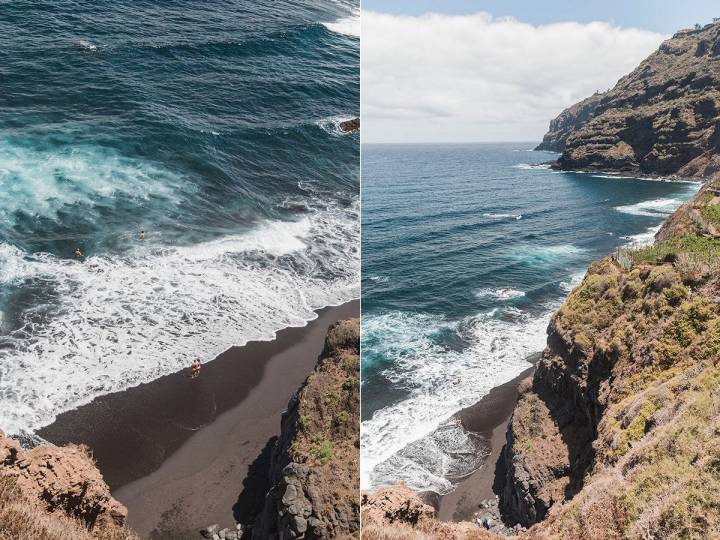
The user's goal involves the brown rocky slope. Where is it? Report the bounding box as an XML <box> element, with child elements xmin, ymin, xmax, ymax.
<box><xmin>363</xmin><ymin>177</ymin><xmax>720</xmax><ymax>539</ymax></box>
<box><xmin>252</xmin><ymin>319</ymin><xmax>360</xmax><ymax>539</ymax></box>
<box><xmin>0</xmin><ymin>432</ymin><xmax>135</xmax><ymax>540</ymax></box>
<box><xmin>540</xmin><ymin>19</ymin><xmax>720</xmax><ymax>177</ymax></box>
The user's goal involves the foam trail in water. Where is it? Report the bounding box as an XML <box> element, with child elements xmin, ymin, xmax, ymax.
<box><xmin>615</xmin><ymin>197</ymin><xmax>685</xmax><ymax>217</ymax></box>
<box><xmin>475</xmin><ymin>287</ymin><xmax>525</xmax><ymax>300</ymax></box>
<box><xmin>482</xmin><ymin>212</ymin><xmax>523</xmax><ymax>220</ymax></box>
<box><xmin>360</xmin><ymin>307</ymin><xmax>553</xmax><ymax>493</ymax></box>
<box><xmin>0</xmin><ymin>202</ymin><xmax>359</xmax><ymax>434</ymax></box>
<box><xmin>0</xmin><ymin>142</ymin><xmax>183</xmax><ymax>223</ymax></box>
<box><xmin>621</xmin><ymin>224</ymin><xmax>662</xmax><ymax>247</ymax></box>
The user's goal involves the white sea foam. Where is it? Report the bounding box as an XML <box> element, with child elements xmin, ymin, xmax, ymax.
<box><xmin>513</xmin><ymin>163</ymin><xmax>551</xmax><ymax>170</ymax></box>
<box><xmin>322</xmin><ymin>9</ymin><xmax>360</xmax><ymax>37</ymax></box>
<box><xmin>512</xmin><ymin>243</ymin><xmax>585</xmax><ymax>265</ymax></box>
<box><xmin>482</xmin><ymin>212</ymin><xmax>523</xmax><ymax>220</ymax></box>
<box><xmin>589</xmin><ymin>173</ymin><xmax>699</xmax><ymax>184</ymax></box>
<box><xmin>368</xmin><ymin>275</ymin><xmax>389</xmax><ymax>284</ymax></box>
<box><xmin>615</xmin><ymin>197</ymin><xmax>685</xmax><ymax>217</ymax></box>
<box><xmin>75</xmin><ymin>39</ymin><xmax>97</xmax><ymax>51</ymax></box>
<box><xmin>621</xmin><ymin>224</ymin><xmax>662</xmax><ymax>247</ymax></box>
<box><xmin>315</xmin><ymin>115</ymin><xmax>358</xmax><ymax>136</ymax></box>
<box><xmin>475</xmin><ymin>287</ymin><xmax>525</xmax><ymax>301</ymax></box>
<box><xmin>0</xmin><ymin>143</ymin><xmax>183</xmax><ymax>222</ymax></box>
<box><xmin>0</xmin><ymin>202</ymin><xmax>359</xmax><ymax>434</ymax></box>
<box><xmin>560</xmin><ymin>270</ymin><xmax>586</xmax><ymax>293</ymax></box>
<box><xmin>360</xmin><ymin>307</ymin><xmax>553</xmax><ymax>493</ymax></box>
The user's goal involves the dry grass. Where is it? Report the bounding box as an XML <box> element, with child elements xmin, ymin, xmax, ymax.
<box><xmin>0</xmin><ymin>476</ymin><xmax>138</xmax><ymax>540</ymax></box>
<box><xmin>537</xmin><ymin>238</ymin><xmax>720</xmax><ymax>538</ymax></box>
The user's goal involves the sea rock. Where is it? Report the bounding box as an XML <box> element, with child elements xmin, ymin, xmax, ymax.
<box><xmin>251</xmin><ymin>319</ymin><xmax>361</xmax><ymax>539</ymax></box>
<box><xmin>338</xmin><ymin>117</ymin><xmax>359</xmax><ymax>133</ymax></box>
<box><xmin>541</xmin><ymin>19</ymin><xmax>720</xmax><ymax>177</ymax></box>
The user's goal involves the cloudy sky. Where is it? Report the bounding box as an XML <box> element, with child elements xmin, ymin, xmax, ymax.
<box><xmin>362</xmin><ymin>2</ymin><xmax>719</xmax><ymax>143</ymax></box>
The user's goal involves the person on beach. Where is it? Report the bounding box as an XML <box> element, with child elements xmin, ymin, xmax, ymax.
<box><xmin>190</xmin><ymin>358</ymin><xmax>202</xmax><ymax>378</ymax></box>
<box><xmin>74</xmin><ymin>247</ymin><xmax>83</xmax><ymax>258</ymax></box>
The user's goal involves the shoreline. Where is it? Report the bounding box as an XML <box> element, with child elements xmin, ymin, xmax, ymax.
<box><xmin>38</xmin><ymin>300</ymin><xmax>359</xmax><ymax>538</ymax></box>
<box><xmin>435</xmin><ymin>355</ymin><xmax>540</xmax><ymax>523</ymax></box>
<box><xmin>541</xmin><ymin>161</ymin><xmax>703</xmax><ymax>183</ymax></box>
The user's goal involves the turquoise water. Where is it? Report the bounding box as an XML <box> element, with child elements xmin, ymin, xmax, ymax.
<box><xmin>360</xmin><ymin>143</ymin><xmax>699</xmax><ymax>494</ymax></box>
<box><xmin>0</xmin><ymin>0</ymin><xmax>359</xmax><ymax>434</ymax></box>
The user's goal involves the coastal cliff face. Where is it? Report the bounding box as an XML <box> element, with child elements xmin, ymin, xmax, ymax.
<box><xmin>0</xmin><ymin>432</ymin><xmax>135</xmax><ymax>539</ymax></box>
<box><xmin>499</xmin><ymin>177</ymin><xmax>720</xmax><ymax>538</ymax></box>
<box><xmin>252</xmin><ymin>319</ymin><xmax>360</xmax><ymax>539</ymax></box>
<box><xmin>535</xmin><ymin>93</ymin><xmax>604</xmax><ymax>153</ymax></box>
<box><xmin>362</xmin><ymin>485</ymin><xmax>499</xmax><ymax>540</ymax></box>
<box><xmin>543</xmin><ymin>20</ymin><xmax>720</xmax><ymax>177</ymax></box>
<box><xmin>360</xmin><ymin>178</ymin><xmax>720</xmax><ymax>540</ymax></box>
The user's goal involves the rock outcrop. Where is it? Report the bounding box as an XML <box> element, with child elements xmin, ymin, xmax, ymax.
<box><xmin>535</xmin><ymin>93</ymin><xmax>604</xmax><ymax>152</ymax></box>
<box><xmin>0</xmin><ymin>432</ymin><xmax>135</xmax><ymax>539</ymax></box>
<box><xmin>541</xmin><ymin>20</ymin><xmax>720</xmax><ymax>177</ymax></box>
<box><xmin>338</xmin><ymin>118</ymin><xmax>359</xmax><ymax>133</ymax></box>
<box><xmin>361</xmin><ymin>485</ymin><xmax>501</xmax><ymax>540</ymax></box>
<box><xmin>252</xmin><ymin>319</ymin><xmax>360</xmax><ymax>539</ymax></box>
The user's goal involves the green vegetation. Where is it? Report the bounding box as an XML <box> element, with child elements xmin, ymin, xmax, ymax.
<box><xmin>700</xmin><ymin>204</ymin><xmax>720</xmax><ymax>226</ymax></box>
<box><xmin>625</xmin><ymin>234</ymin><xmax>720</xmax><ymax>266</ymax></box>
<box><xmin>314</xmin><ymin>440</ymin><xmax>334</xmax><ymax>464</ymax></box>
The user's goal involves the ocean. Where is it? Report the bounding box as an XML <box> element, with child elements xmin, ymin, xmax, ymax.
<box><xmin>360</xmin><ymin>142</ymin><xmax>699</xmax><ymax>494</ymax></box>
<box><xmin>0</xmin><ymin>0</ymin><xmax>359</xmax><ymax>435</ymax></box>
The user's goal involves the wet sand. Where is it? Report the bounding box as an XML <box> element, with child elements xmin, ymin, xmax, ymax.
<box><xmin>436</xmin><ymin>357</ymin><xmax>539</xmax><ymax>522</ymax></box>
<box><xmin>39</xmin><ymin>300</ymin><xmax>359</xmax><ymax>539</ymax></box>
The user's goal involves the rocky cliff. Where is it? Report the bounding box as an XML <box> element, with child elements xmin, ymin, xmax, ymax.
<box><xmin>362</xmin><ymin>484</ymin><xmax>499</xmax><ymax>540</ymax></box>
<box><xmin>252</xmin><ymin>319</ymin><xmax>360</xmax><ymax>539</ymax></box>
<box><xmin>499</xmin><ymin>174</ymin><xmax>720</xmax><ymax>538</ymax></box>
<box><xmin>535</xmin><ymin>93</ymin><xmax>604</xmax><ymax>153</ymax></box>
<box><xmin>0</xmin><ymin>432</ymin><xmax>135</xmax><ymax>539</ymax></box>
<box><xmin>541</xmin><ymin>20</ymin><xmax>720</xmax><ymax>177</ymax></box>
<box><xmin>361</xmin><ymin>177</ymin><xmax>720</xmax><ymax>539</ymax></box>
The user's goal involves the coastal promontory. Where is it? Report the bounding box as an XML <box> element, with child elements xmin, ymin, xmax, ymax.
<box><xmin>541</xmin><ymin>20</ymin><xmax>720</xmax><ymax>177</ymax></box>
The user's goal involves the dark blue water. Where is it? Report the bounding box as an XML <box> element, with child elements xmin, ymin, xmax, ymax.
<box><xmin>0</xmin><ymin>0</ymin><xmax>359</xmax><ymax>434</ymax></box>
<box><xmin>360</xmin><ymin>142</ymin><xmax>698</xmax><ymax>493</ymax></box>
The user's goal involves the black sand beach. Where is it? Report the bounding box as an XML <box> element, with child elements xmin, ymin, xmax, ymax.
<box><xmin>39</xmin><ymin>300</ymin><xmax>359</xmax><ymax>538</ymax></box>
<box><xmin>436</xmin><ymin>356</ymin><xmax>539</xmax><ymax>522</ymax></box>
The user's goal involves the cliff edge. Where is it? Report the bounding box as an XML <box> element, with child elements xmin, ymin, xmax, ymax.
<box><xmin>360</xmin><ymin>177</ymin><xmax>720</xmax><ymax>540</ymax></box>
<box><xmin>498</xmin><ymin>174</ymin><xmax>720</xmax><ymax>538</ymax></box>
<box><xmin>252</xmin><ymin>319</ymin><xmax>360</xmax><ymax>539</ymax></box>
<box><xmin>541</xmin><ymin>20</ymin><xmax>720</xmax><ymax>177</ymax></box>
<box><xmin>0</xmin><ymin>432</ymin><xmax>135</xmax><ymax>539</ymax></box>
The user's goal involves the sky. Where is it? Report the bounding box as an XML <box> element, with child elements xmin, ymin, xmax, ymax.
<box><xmin>362</xmin><ymin>1</ymin><xmax>719</xmax><ymax>143</ymax></box>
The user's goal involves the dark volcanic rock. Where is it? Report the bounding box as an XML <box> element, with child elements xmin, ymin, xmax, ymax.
<box><xmin>541</xmin><ymin>21</ymin><xmax>720</xmax><ymax>177</ymax></box>
<box><xmin>252</xmin><ymin>319</ymin><xmax>360</xmax><ymax>539</ymax></box>
<box><xmin>338</xmin><ymin>117</ymin><xmax>359</xmax><ymax>133</ymax></box>
<box><xmin>535</xmin><ymin>92</ymin><xmax>604</xmax><ymax>152</ymax></box>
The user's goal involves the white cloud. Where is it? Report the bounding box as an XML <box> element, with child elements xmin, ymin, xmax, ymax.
<box><xmin>362</xmin><ymin>11</ymin><xmax>666</xmax><ymax>143</ymax></box>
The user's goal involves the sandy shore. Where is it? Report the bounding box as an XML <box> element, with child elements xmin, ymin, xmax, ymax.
<box><xmin>39</xmin><ymin>300</ymin><xmax>359</xmax><ymax>539</ymax></box>
<box><xmin>436</xmin><ymin>356</ymin><xmax>539</xmax><ymax>522</ymax></box>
